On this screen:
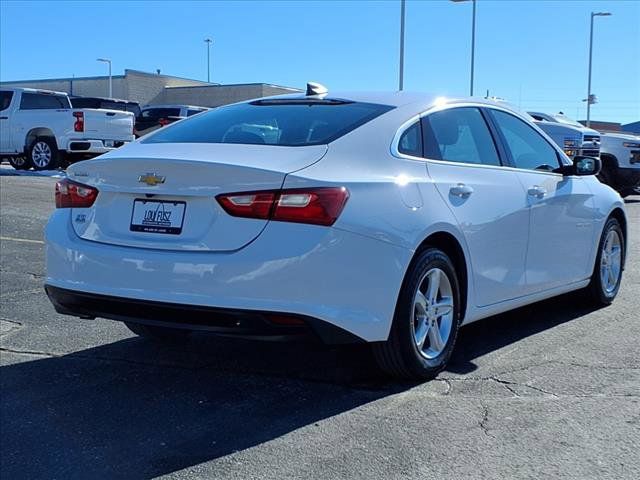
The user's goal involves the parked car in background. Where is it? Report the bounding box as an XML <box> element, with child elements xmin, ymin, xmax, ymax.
<box><xmin>135</xmin><ymin>104</ymin><xmax>209</xmax><ymax>137</ymax></box>
<box><xmin>598</xmin><ymin>132</ymin><xmax>640</xmax><ymax>198</ymax></box>
<box><xmin>45</xmin><ymin>88</ymin><xmax>626</xmax><ymax>380</ymax></box>
<box><xmin>0</xmin><ymin>88</ymin><xmax>134</xmax><ymax>170</ymax></box>
<box><xmin>70</xmin><ymin>96</ymin><xmax>141</xmax><ymax>118</ymax></box>
<box><xmin>528</xmin><ymin>111</ymin><xmax>601</xmax><ymax>160</ymax></box>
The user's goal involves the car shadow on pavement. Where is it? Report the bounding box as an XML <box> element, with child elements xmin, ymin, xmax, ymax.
<box><xmin>448</xmin><ymin>290</ymin><xmax>600</xmax><ymax>374</ymax></box>
<box><xmin>0</xmin><ymin>290</ymin><xmax>601</xmax><ymax>479</ymax></box>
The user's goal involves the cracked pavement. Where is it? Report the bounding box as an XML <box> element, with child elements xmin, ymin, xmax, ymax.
<box><xmin>1</xmin><ymin>174</ymin><xmax>639</xmax><ymax>479</ymax></box>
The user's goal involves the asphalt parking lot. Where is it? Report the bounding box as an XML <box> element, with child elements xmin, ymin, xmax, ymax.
<box><xmin>1</xmin><ymin>170</ymin><xmax>639</xmax><ymax>480</ymax></box>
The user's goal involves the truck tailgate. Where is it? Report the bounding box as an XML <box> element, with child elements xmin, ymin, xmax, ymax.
<box><xmin>76</xmin><ymin>108</ymin><xmax>134</xmax><ymax>140</ymax></box>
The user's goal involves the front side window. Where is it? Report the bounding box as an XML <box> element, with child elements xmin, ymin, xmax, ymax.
<box><xmin>398</xmin><ymin>121</ymin><xmax>423</xmax><ymax>157</ymax></box>
<box><xmin>490</xmin><ymin>109</ymin><xmax>560</xmax><ymax>171</ymax></box>
<box><xmin>20</xmin><ymin>93</ymin><xmax>69</xmax><ymax>110</ymax></box>
<box><xmin>0</xmin><ymin>91</ymin><xmax>13</xmax><ymax>111</ymax></box>
<box><xmin>144</xmin><ymin>100</ymin><xmax>394</xmax><ymax>146</ymax></box>
<box><xmin>422</xmin><ymin>107</ymin><xmax>501</xmax><ymax>166</ymax></box>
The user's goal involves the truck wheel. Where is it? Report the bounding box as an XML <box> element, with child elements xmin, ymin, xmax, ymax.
<box><xmin>8</xmin><ymin>156</ymin><xmax>32</xmax><ymax>170</ymax></box>
<box><xmin>28</xmin><ymin>137</ymin><xmax>59</xmax><ymax>170</ymax></box>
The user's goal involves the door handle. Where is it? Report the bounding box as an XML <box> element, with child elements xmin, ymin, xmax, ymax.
<box><xmin>449</xmin><ymin>183</ymin><xmax>474</xmax><ymax>198</ymax></box>
<box><xmin>527</xmin><ymin>185</ymin><xmax>547</xmax><ymax>199</ymax></box>
<box><xmin>0</xmin><ymin>116</ymin><xmax>8</xmax><ymax>120</ymax></box>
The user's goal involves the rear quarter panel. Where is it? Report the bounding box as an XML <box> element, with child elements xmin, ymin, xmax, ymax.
<box><xmin>282</xmin><ymin>107</ymin><xmax>476</xmax><ymax>322</ymax></box>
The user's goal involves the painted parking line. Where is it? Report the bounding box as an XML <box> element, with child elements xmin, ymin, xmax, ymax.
<box><xmin>0</xmin><ymin>236</ymin><xmax>45</xmax><ymax>245</ymax></box>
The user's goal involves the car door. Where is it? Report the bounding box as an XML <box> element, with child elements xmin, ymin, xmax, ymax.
<box><xmin>421</xmin><ymin>106</ymin><xmax>530</xmax><ymax>307</ymax></box>
<box><xmin>0</xmin><ymin>90</ymin><xmax>14</xmax><ymax>152</ymax></box>
<box><xmin>486</xmin><ymin>108</ymin><xmax>596</xmax><ymax>294</ymax></box>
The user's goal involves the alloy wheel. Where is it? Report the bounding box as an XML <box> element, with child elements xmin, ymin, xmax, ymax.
<box><xmin>600</xmin><ymin>229</ymin><xmax>622</xmax><ymax>295</ymax></box>
<box><xmin>411</xmin><ymin>268</ymin><xmax>454</xmax><ymax>359</ymax></box>
<box><xmin>32</xmin><ymin>141</ymin><xmax>52</xmax><ymax>168</ymax></box>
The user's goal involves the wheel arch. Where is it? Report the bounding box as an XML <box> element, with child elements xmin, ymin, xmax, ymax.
<box><xmin>608</xmin><ymin>207</ymin><xmax>628</xmax><ymax>264</ymax></box>
<box><xmin>600</xmin><ymin>152</ymin><xmax>619</xmax><ymax>168</ymax></box>
<box><xmin>24</xmin><ymin>128</ymin><xmax>58</xmax><ymax>151</ymax></box>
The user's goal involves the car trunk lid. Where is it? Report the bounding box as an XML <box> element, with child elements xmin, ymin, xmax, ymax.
<box><xmin>66</xmin><ymin>142</ymin><xmax>327</xmax><ymax>251</ymax></box>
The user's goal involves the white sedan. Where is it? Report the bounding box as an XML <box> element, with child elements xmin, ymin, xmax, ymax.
<box><xmin>45</xmin><ymin>86</ymin><xmax>627</xmax><ymax>380</ymax></box>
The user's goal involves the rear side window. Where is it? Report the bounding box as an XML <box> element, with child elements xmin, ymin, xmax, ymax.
<box><xmin>422</xmin><ymin>107</ymin><xmax>501</xmax><ymax>166</ymax></box>
<box><xmin>489</xmin><ymin>109</ymin><xmax>560</xmax><ymax>171</ymax></box>
<box><xmin>144</xmin><ymin>100</ymin><xmax>394</xmax><ymax>146</ymax></box>
<box><xmin>187</xmin><ymin>108</ymin><xmax>205</xmax><ymax>116</ymax></box>
<box><xmin>141</xmin><ymin>108</ymin><xmax>181</xmax><ymax>120</ymax></box>
<box><xmin>101</xmin><ymin>101</ymin><xmax>128</xmax><ymax>112</ymax></box>
<box><xmin>0</xmin><ymin>91</ymin><xmax>13</xmax><ymax>111</ymax></box>
<box><xmin>398</xmin><ymin>121</ymin><xmax>423</xmax><ymax>157</ymax></box>
<box><xmin>20</xmin><ymin>93</ymin><xmax>69</xmax><ymax>110</ymax></box>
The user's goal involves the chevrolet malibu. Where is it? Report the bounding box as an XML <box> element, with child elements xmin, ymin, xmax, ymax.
<box><xmin>45</xmin><ymin>87</ymin><xmax>627</xmax><ymax>380</ymax></box>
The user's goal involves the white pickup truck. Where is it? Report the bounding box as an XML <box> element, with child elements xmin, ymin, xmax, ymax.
<box><xmin>599</xmin><ymin>132</ymin><xmax>640</xmax><ymax>198</ymax></box>
<box><xmin>0</xmin><ymin>87</ymin><xmax>134</xmax><ymax>170</ymax></box>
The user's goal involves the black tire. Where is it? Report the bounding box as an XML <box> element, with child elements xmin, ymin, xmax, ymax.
<box><xmin>587</xmin><ymin>217</ymin><xmax>625</xmax><ymax>306</ymax></box>
<box><xmin>373</xmin><ymin>248</ymin><xmax>462</xmax><ymax>380</ymax></box>
<box><xmin>28</xmin><ymin>137</ymin><xmax>59</xmax><ymax>170</ymax></box>
<box><xmin>8</xmin><ymin>156</ymin><xmax>31</xmax><ymax>170</ymax></box>
<box><xmin>124</xmin><ymin>322</ymin><xmax>191</xmax><ymax>341</ymax></box>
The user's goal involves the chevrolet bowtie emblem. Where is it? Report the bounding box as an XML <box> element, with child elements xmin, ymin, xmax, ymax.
<box><xmin>138</xmin><ymin>173</ymin><xmax>166</xmax><ymax>186</ymax></box>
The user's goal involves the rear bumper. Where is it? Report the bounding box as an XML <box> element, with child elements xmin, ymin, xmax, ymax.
<box><xmin>45</xmin><ymin>210</ymin><xmax>412</xmax><ymax>342</ymax></box>
<box><xmin>45</xmin><ymin>285</ymin><xmax>362</xmax><ymax>344</ymax></box>
<box><xmin>67</xmin><ymin>139</ymin><xmax>131</xmax><ymax>154</ymax></box>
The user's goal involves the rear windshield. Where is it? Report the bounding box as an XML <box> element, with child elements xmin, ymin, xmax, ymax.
<box><xmin>141</xmin><ymin>107</ymin><xmax>181</xmax><ymax>120</ymax></box>
<box><xmin>143</xmin><ymin>99</ymin><xmax>394</xmax><ymax>146</ymax></box>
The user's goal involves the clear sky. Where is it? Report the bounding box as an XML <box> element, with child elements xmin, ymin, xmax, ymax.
<box><xmin>1</xmin><ymin>0</ymin><xmax>639</xmax><ymax>123</ymax></box>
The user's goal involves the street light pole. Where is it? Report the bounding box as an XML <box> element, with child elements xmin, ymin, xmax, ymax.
<box><xmin>97</xmin><ymin>58</ymin><xmax>112</xmax><ymax>98</ymax></box>
<box><xmin>586</xmin><ymin>12</ymin><xmax>611</xmax><ymax>127</ymax></box>
<box><xmin>204</xmin><ymin>38</ymin><xmax>213</xmax><ymax>83</ymax></box>
<box><xmin>451</xmin><ymin>0</ymin><xmax>476</xmax><ymax>96</ymax></box>
<box><xmin>399</xmin><ymin>0</ymin><xmax>405</xmax><ymax>91</ymax></box>
<box><xmin>470</xmin><ymin>0</ymin><xmax>476</xmax><ymax>96</ymax></box>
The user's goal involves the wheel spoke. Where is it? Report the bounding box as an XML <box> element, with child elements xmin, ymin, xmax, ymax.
<box><xmin>610</xmin><ymin>247</ymin><xmax>621</xmax><ymax>264</ymax></box>
<box><xmin>426</xmin><ymin>269</ymin><xmax>440</xmax><ymax>304</ymax></box>
<box><xmin>432</xmin><ymin>297</ymin><xmax>453</xmax><ymax>317</ymax></box>
<box><xmin>428</xmin><ymin>323</ymin><xmax>445</xmax><ymax>352</ymax></box>
<box><xmin>607</xmin><ymin>266</ymin><xmax>616</xmax><ymax>287</ymax></box>
<box><xmin>415</xmin><ymin>290</ymin><xmax>427</xmax><ymax>315</ymax></box>
<box><xmin>414</xmin><ymin>318</ymin><xmax>429</xmax><ymax>350</ymax></box>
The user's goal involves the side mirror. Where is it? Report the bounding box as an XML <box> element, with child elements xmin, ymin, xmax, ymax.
<box><xmin>556</xmin><ymin>156</ymin><xmax>601</xmax><ymax>176</ymax></box>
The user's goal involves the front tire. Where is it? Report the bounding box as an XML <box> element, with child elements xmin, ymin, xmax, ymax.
<box><xmin>124</xmin><ymin>322</ymin><xmax>191</xmax><ymax>341</ymax></box>
<box><xmin>373</xmin><ymin>248</ymin><xmax>461</xmax><ymax>380</ymax></box>
<box><xmin>28</xmin><ymin>137</ymin><xmax>59</xmax><ymax>170</ymax></box>
<box><xmin>587</xmin><ymin>217</ymin><xmax>625</xmax><ymax>306</ymax></box>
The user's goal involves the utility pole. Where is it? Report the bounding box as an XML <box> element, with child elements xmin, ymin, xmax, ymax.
<box><xmin>204</xmin><ymin>38</ymin><xmax>213</xmax><ymax>83</ymax></box>
<box><xmin>399</xmin><ymin>0</ymin><xmax>405</xmax><ymax>91</ymax></box>
<box><xmin>586</xmin><ymin>12</ymin><xmax>611</xmax><ymax>127</ymax></box>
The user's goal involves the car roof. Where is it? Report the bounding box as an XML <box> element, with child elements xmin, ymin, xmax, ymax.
<box><xmin>258</xmin><ymin>90</ymin><xmax>524</xmax><ymax>118</ymax></box>
<box><xmin>3</xmin><ymin>87</ymin><xmax>68</xmax><ymax>96</ymax></box>
<box><xmin>71</xmin><ymin>96</ymin><xmax>139</xmax><ymax>105</ymax></box>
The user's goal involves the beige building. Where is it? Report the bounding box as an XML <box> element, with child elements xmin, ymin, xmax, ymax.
<box><xmin>1</xmin><ymin>69</ymin><xmax>300</xmax><ymax>107</ymax></box>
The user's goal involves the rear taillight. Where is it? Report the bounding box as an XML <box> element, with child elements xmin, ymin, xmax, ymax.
<box><xmin>55</xmin><ymin>178</ymin><xmax>98</xmax><ymax>208</ymax></box>
<box><xmin>216</xmin><ymin>187</ymin><xmax>349</xmax><ymax>226</ymax></box>
<box><xmin>73</xmin><ymin>112</ymin><xmax>84</xmax><ymax>132</ymax></box>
